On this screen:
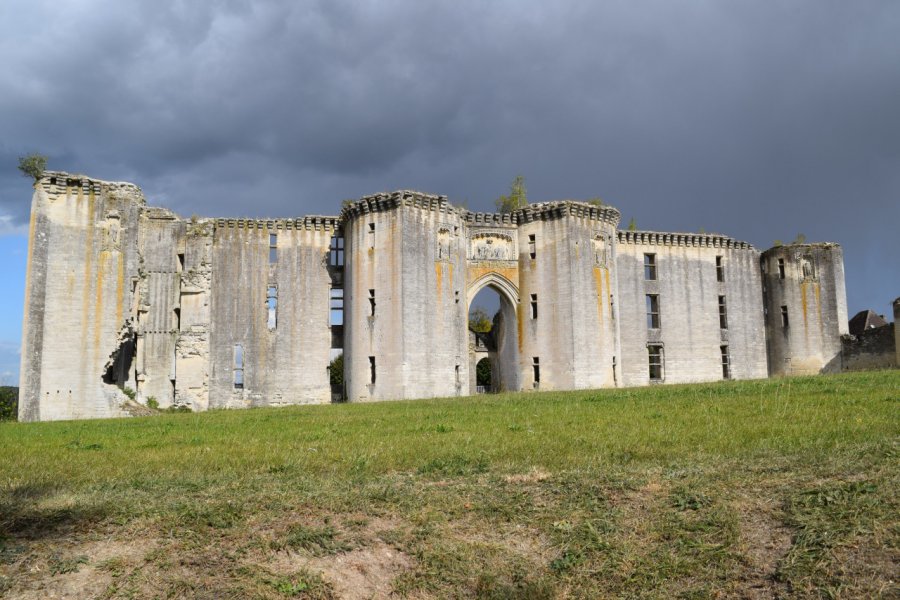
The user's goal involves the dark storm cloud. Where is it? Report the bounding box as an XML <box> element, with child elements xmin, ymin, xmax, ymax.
<box><xmin>0</xmin><ymin>0</ymin><xmax>897</xmax><ymax>313</ymax></box>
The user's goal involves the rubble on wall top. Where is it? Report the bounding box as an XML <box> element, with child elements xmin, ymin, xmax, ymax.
<box><xmin>617</xmin><ymin>229</ymin><xmax>754</xmax><ymax>250</ymax></box>
<box><xmin>760</xmin><ymin>242</ymin><xmax>841</xmax><ymax>255</ymax></box>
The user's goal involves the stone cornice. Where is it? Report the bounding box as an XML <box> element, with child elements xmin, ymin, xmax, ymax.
<box><xmin>617</xmin><ymin>230</ymin><xmax>754</xmax><ymax>250</ymax></box>
<box><xmin>214</xmin><ymin>216</ymin><xmax>340</xmax><ymax>231</ymax></box>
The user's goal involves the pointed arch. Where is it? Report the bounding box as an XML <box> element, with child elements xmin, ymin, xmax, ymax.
<box><xmin>466</xmin><ymin>272</ymin><xmax>519</xmax><ymax>308</ymax></box>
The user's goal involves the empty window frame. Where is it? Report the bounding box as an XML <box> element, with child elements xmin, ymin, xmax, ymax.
<box><xmin>267</xmin><ymin>285</ymin><xmax>277</xmax><ymax>329</ymax></box>
<box><xmin>329</xmin><ymin>235</ymin><xmax>344</xmax><ymax>267</ymax></box>
<box><xmin>528</xmin><ymin>234</ymin><xmax>536</xmax><ymax>259</ymax></box>
<box><xmin>530</xmin><ymin>294</ymin><xmax>538</xmax><ymax>319</ymax></box>
<box><xmin>720</xmin><ymin>345</ymin><xmax>731</xmax><ymax>379</ymax></box>
<box><xmin>646</xmin><ymin>294</ymin><xmax>660</xmax><ymax>329</ymax></box>
<box><xmin>778</xmin><ymin>258</ymin><xmax>785</xmax><ymax>279</ymax></box>
<box><xmin>330</xmin><ymin>288</ymin><xmax>344</xmax><ymax>326</ymax></box>
<box><xmin>368</xmin><ymin>289</ymin><xmax>376</xmax><ymax>317</ymax></box>
<box><xmin>648</xmin><ymin>345</ymin><xmax>664</xmax><ymax>381</ymax></box>
<box><xmin>233</xmin><ymin>344</ymin><xmax>244</xmax><ymax>389</ymax></box>
<box><xmin>368</xmin><ymin>223</ymin><xmax>375</xmax><ymax>249</ymax></box>
<box><xmin>716</xmin><ymin>255</ymin><xmax>725</xmax><ymax>282</ymax></box>
<box><xmin>369</xmin><ymin>356</ymin><xmax>376</xmax><ymax>384</ymax></box>
<box><xmin>781</xmin><ymin>305</ymin><xmax>789</xmax><ymax>328</ymax></box>
<box><xmin>532</xmin><ymin>357</ymin><xmax>540</xmax><ymax>386</ymax></box>
<box><xmin>644</xmin><ymin>253</ymin><xmax>657</xmax><ymax>280</ymax></box>
<box><xmin>269</xmin><ymin>233</ymin><xmax>278</xmax><ymax>263</ymax></box>
<box><xmin>718</xmin><ymin>295</ymin><xmax>728</xmax><ymax>329</ymax></box>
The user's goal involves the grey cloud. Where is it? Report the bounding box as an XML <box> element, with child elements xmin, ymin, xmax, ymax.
<box><xmin>0</xmin><ymin>0</ymin><xmax>897</xmax><ymax>314</ymax></box>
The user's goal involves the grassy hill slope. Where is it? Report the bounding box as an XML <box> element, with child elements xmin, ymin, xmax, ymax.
<box><xmin>1</xmin><ymin>371</ymin><xmax>897</xmax><ymax>598</ymax></box>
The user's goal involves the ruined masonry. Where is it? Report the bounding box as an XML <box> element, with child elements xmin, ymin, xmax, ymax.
<box><xmin>19</xmin><ymin>172</ymin><xmax>850</xmax><ymax>421</ymax></box>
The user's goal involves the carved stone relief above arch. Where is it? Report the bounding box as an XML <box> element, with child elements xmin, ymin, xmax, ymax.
<box><xmin>469</xmin><ymin>231</ymin><xmax>515</xmax><ymax>261</ymax></box>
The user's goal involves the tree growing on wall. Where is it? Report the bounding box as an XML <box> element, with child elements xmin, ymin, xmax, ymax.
<box><xmin>495</xmin><ymin>175</ymin><xmax>528</xmax><ymax>213</ymax></box>
<box><xmin>17</xmin><ymin>153</ymin><xmax>47</xmax><ymax>182</ymax></box>
<box><xmin>627</xmin><ymin>218</ymin><xmax>637</xmax><ymax>231</ymax></box>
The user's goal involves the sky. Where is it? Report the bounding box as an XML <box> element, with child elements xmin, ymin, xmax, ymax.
<box><xmin>1</xmin><ymin>0</ymin><xmax>898</xmax><ymax>384</ymax></box>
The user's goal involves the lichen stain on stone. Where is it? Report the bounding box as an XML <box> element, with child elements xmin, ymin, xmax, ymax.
<box><xmin>593</xmin><ymin>266</ymin><xmax>604</xmax><ymax>325</ymax></box>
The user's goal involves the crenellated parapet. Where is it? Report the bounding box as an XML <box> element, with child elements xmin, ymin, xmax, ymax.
<box><xmin>340</xmin><ymin>190</ymin><xmax>453</xmax><ymax>221</ymax></box>
<box><xmin>463</xmin><ymin>201</ymin><xmax>620</xmax><ymax>227</ymax></box>
<box><xmin>38</xmin><ymin>171</ymin><xmax>145</xmax><ymax>202</ymax></box>
<box><xmin>214</xmin><ymin>216</ymin><xmax>341</xmax><ymax>231</ymax></box>
<box><xmin>617</xmin><ymin>230</ymin><xmax>754</xmax><ymax>250</ymax></box>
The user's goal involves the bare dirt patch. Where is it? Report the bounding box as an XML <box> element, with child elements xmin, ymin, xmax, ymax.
<box><xmin>3</xmin><ymin>538</ymin><xmax>150</xmax><ymax>600</ymax></box>
<box><xmin>734</xmin><ymin>496</ymin><xmax>793</xmax><ymax>599</ymax></box>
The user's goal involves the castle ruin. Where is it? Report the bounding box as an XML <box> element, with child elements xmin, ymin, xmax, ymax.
<box><xmin>18</xmin><ymin>172</ymin><xmax>850</xmax><ymax>421</ymax></box>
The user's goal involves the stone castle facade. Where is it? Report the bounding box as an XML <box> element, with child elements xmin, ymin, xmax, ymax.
<box><xmin>19</xmin><ymin>172</ymin><xmax>850</xmax><ymax>421</ymax></box>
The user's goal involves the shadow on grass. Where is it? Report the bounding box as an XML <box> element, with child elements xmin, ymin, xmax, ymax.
<box><xmin>0</xmin><ymin>483</ymin><xmax>109</xmax><ymax>540</ymax></box>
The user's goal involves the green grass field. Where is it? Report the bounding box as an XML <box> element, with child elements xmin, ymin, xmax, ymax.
<box><xmin>1</xmin><ymin>371</ymin><xmax>897</xmax><ymax>598</ymax></box>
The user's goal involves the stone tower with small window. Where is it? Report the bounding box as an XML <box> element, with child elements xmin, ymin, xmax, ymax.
<box><xmin>760</xmin><ymin>244</ymin><xmax>849</xmax><ymax>375</ymax></box>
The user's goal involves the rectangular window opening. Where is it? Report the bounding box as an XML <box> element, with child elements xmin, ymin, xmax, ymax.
<box><xmin>720</xmin><ymin>345</ymin><xmax>731</xmax><ymax>379</ymax></box>
<box><xmin>646</xmin><ymin>294</ymin><xmax>660</xmax><ymax>329</ymax></box>
<box><xmin>530</xmin><ymin>293</ymin><xmax>538</xmax><ymax>319</ymax></box>
<box><xmin>644</xmin><ymin>253</ymin><xmax>657</xmax><ymax>280</ymax></box>
<box><xmin>369</xmin><ymin>356</ymin><xmax>376</xmax><ymax>385</ymax></box>
<box><xmin>528</xmin><ymin>234</ymin><xmax>536</xmax><ymax>259</ymax></box>
<box><xmin>718</xmin><ymin>295</ymin><xmax>728</xmax><ymax>329</ymax></box>
<box><xmin>781</xmin><ymin>305</ymin><xmax>789</xmax><ymax>328</ymax></box>
<box><xmin>330</xmin><ymin>288</ymin><xmax>344</xmax><ymax>326</ymax></box>
<box><xmin>716</xmin><ymin>255</ymin><xmax>725</xmax><ymax>282</ymax></box>
<box><xmin>267</xmin><ymin>285</ymin><xmax>278</xmax><ymax>330</ymax></box>
<box><xmin>233</xmin><ymin>344</ymin><xmax>244</xmax><ymax>389</ymax></box>
<box><xmin>177</xmin><ymin>253</ymin><xmax>185</xmax><ymax>272</ymax></box>
<box><xmin>368</xmin><ymin>289</ymin><xmax>376</xmax><ymax>317</ymax></box>
<box><xmin>173</xmin><ymin>307</ymin><xmax>181</xmax><ymax>331</ymax></box>
<box><xmin>778</xmin><ymin>258</ymin><xmax>785</xmax><ymax>279</ymax></box>
<box><xmin>329</xmin><ymin>235</ymin><xmax>344</xmax><ymax>267</ymax></box>
<box><xmin>648</xmin><ymin>345</ymin><xmax>664</xmax><ymax>381</ymax></box>
<box><xmin>269</xmin><ymin>233</ymin><xmax>277</xmax><ymax>263</ymax></box>
<box><xmin>532</xmin><ymin>357</ymin><xmax>540</xmax><ymax>386</ymax></box>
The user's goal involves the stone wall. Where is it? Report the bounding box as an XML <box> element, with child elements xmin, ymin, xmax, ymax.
<box><xmin>615</xmin><ymin>232</ymin><xmax>768</xmax><ymax>386</ymax></box>
<box><xmin>841</xmin><ymin>324</ymin><xmax>896</xmax><ymax>371</ymax></box>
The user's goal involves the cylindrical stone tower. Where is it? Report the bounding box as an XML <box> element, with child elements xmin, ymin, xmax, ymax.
<box><xmin>342</xmin><ymin>191</ymin><xmax>467</xmax><ymax>402</ymax></box>
<box><xmin>761</xmin><ymin>243</ymin><xmax>848</xmax><ymax>375</ymax></box>
<box><xmin>516</xmin><ymin>201</ymin><xmax>621</xmax><ymax>390</ymax></box>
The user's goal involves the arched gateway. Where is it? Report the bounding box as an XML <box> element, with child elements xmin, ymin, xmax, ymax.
<box><xmin>466</xmin><ymin>272</ymin><xmax>521</xmax><ymax>393</ymax></box>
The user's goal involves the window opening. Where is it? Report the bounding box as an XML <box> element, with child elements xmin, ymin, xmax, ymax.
<box><xmin>716</xmin><ymin>255</ymin><xmax>724</xmax><ymax>282</ymax></box>
<box><xmin>233</xmin><ymin>344</ymin><xmax>244</xmax><ymax>389</ymax></box>
<box><xmin>267</xmin><ymin>285</ymin><xmax>277</xmax><ymax>330</ymax></box>
<box><xmin>778</xmin><ymin>258</ymin><xmax>785</xmax><ymax>279</ymax></box>
<box><xmin>528</xmin><ymin>234</ymin><xmax>536</xmax><ymax>259</ymax></box>
<box><xmin>454</xmin><ymin>291</ymin><xmax>459</xmax><ymax>304</ymax></box>
<box><xmin>368</xmin><ymin>223</ymin><xmax>375</xmax><ymax>249</ymax></box>
<box><xmin>330</xmin><ymin>288</ymin><xmax>344</xmax><ymax>326</ymax></box>
<box><xmin>644</xmin><ymin>253</ymin><xmax>657</xmax><ymax>280</ymax></box>
<box><xmin>173</xmin><ymin>307</ymin><xmax>181</xmax><ymax>331</ymax></box>
<box><xmin>530</xmin><ymin>294</ymin><xmax>538</xmax><ymax>319</ymax></box>
<box><xmin>269</xmin><ymin>233</ymin><xmax>277</xmax><ymax>263</ymax></box>
<box><xmin>368</xmin><ymin>289</ymin><xmax>376</xmax><ymax>317</ymax></box>
<box><xmin>648</xmin><ymin>345</ymin><xmax>663</xmax><ymax>381</ymax></box>
<box><xmin>369</xmin><ymin>356</ymin><xmax>376</xmax><ymax>385</ymax></box>
<box><xmin>328</xmin><ymin>235</ymin><xmax>344</xmax><ymax>267</ymax></box>
<box><xmin>781</xmin><ymin>305</ymin><xmax>789</xmax><ymax>328</ymax></box>
<box><xmin>646</xmin><ymin>294</ymin><xmax>660</xmax><ymax>329</ymax></box>
<box><xmin>177</xmin><ymin>253</ymin><xmax>185</xmax><ymax>272</ymax></box>
<box><xmin>720</xmin><ymin>345</ymin><xmax>731</xmax><ymax>379</ymax></box>
<box><xmin>718</xmin><ymin>295</ymin><xmax>728</xmax><ymax>329</ymax></box>
<box><xmin>532</xmin><ymin>357</ymin><xmax>540</xmax><ymax>387</ymax></box>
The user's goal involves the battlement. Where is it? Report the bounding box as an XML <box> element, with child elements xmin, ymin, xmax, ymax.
<box><xmin>213</xmin><ymin>216</ymin><xmax>340</xmax><ymax>231</ymax></box>
<box><xmin>38</xmin><ymin>171</ymin><xmax>144</xmax><ymax>200</ymax></box>
<box><xmin>341</xmin><ymin>190</ymin><xmax>452</xmax><ymax>221</ymax></box>
<box><xmin>616</xmin><ymin>230</ymin><xmax>754</xmax><ymax>250</ymax></box>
